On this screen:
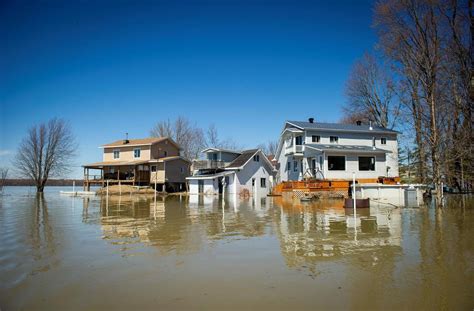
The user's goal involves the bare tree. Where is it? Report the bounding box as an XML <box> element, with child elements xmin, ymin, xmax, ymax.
<box><xmin>204</xmin><ymin>124</ymin><xmax>242</xmax><ymax>151</ymax></box>
<box><xmin>150</xmin><ymin>116</ymin><xmax>206</xmax><ymax>160</ymax></box>
<box><xmin>0</xmin><ymin>167</ymin><xmax>8</xmax><ymax>192</ymax></box>
<box><xmin>14</xmin><ymin>118</ymin><xmax>77</xmax><ymax>192</ymax></box>
<box><xmin>343</xmin><ymin>53</ymin><xmax>400</xmax><ymax>129</ymax></box>
<box><xmin>257</xmin><ymin>140</ymin><xmax>278</xmax><ymax>156</ymax></box>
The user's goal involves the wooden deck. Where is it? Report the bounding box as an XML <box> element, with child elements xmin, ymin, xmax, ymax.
<box><xmin>272</xmin><ymin>177</ymin><xmax>401</xmax><ymax>198</ymax></box>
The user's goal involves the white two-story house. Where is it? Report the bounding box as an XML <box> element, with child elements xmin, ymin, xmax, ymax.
<box><xmin>275</xmin><ymin>118</ymin><xmax>399</xmax><ymax>182</ymax></box>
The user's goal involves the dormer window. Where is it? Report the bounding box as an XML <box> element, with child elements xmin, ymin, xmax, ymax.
<box><xmin>134</xmin><ymin>148</ymin><xmax>141</xmax><ymax>158</ymax></box>
<box><xmin>113</xmin><ymin>149</ymin><xmax>120</xmax><ymax>159</ymax></box>
<box><xmin>330</xmin><ymin>136</ymin><xmax>339</xmax><ymax>143</ymax></box>
<box><xmin>381</xmin><ymin>137</ymin><xmax>387</xmax><ymax>145</ymax></box>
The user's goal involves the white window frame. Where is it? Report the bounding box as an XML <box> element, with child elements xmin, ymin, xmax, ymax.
<box><xmin>358</xmin><ymin>156</ymin><xmax>376</xmax><ymax>171</ymax></box>
<box><xmin>312</xmin><ymin>135</ymin><xmax>320</xmax><ymax>143</ymax></box>
<box><xmin>330</xmin><ymin>136</ymin><xmax>339</xmax><ymax>144</ymax></box>
<box><xmin>260</xmin><ymin>178</ymin><xmax>266</xmax><ymax>188</ymax></box>
<box><xmin>381</xmin><ymin>137</ymin><xmax>387</xmax><ymax>145</ymax></box>
<box><xmin>113</xmin><ymin>149</ymin><xmax>120</xmax><ymax>159</ymax></box>
<box><xmin>293</xmin><ymin>160</ymin><xmax>298</xmax><ymax>172</ymax></box>
<box><xmin>134</xmin><ymin>148</ymin><xmax>141</xmax><ymax>158</ymax></box>
<box><xmin>253</xmin><ymin>154</ymin><xmax>260</xmax><ymax>162</ymax></box>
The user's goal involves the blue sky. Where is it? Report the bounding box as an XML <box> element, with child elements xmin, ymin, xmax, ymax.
<box><xmin>1</xmin><ymin>0</ymin><xmax>376</xmax><ymax>178</ymax></box>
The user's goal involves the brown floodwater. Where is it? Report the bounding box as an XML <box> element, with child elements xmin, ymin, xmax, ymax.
<box><xmin>0</xmin><ymin>187</ymin><xmax>473</xmax><ymax>310</ymax></box>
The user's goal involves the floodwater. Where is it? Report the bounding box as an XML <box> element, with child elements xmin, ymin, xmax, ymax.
<box><xmin>0</xmin><ymin>187</ymin><xmax>473</xmax><ymax>310</ymax></box>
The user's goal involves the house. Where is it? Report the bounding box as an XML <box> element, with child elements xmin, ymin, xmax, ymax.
<box><xmin>191</xmin><ymin>148</ymin><xmax>242</xmax><ymax>173</ymax></box>
<box><xmin>187</xmin><ymin>148</ymin><xmax>276</xmax><ymax>196</ymax></box>
<box><xmin>275</xmin><ymin>118</ymin><xmax>399</xmax><ymax>182</ymax></box>
<box><xmin>83</xmin><ymin>137</ymin><xmax>190</xmax><ymax>192</ymax></box>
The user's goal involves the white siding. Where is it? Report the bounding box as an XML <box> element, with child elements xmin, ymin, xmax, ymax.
<box><xmin>276</xmin><ymin>126</ymin><xmax>399</xmax><ymax>181</ymax></box>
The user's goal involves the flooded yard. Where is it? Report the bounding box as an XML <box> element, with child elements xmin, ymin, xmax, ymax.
<box><xmin>0</xmin><ymin>187</ymin><xmax>473</xmax><ymax>310</ymax></box>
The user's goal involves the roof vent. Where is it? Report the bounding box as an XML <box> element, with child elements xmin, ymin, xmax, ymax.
<box><xmin>123</xmin><ymin>132</ymin><xmax>129</xmax><ymax>144</ymax></box>
<box><xmin>356</xmin><ymin>120</ymin><xmax>362</xmax><ymax>126</ymax></box>
<box><xmin>308</xmin><ymin>117</ymin><xmax>314</xmax><ymax>123</ymax></box>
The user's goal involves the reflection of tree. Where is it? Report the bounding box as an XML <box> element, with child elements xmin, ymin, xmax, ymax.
<box><xmin>29</xmin><ymin>194</ymin><xmax>58</xmax><ymax>273</ymax></box>
<box><xmin>414</xmin><ymin>197</ymin><xmax>474</xmax><ymax>309</ymax></box>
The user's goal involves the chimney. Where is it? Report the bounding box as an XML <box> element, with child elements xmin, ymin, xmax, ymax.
<box><xmin>308</xmin><ymin>117</ymin><xmax>314</xmax><ymax>123</ymax></box>
<box><xmin>356</xmin><ymin>120</ymin><xmax>362</xmax><ymax>126</ymax></box>
<box><xmin>123</xmin><ymin>132</ymin><xmax>129</xmax><ymax>144</ymax></box>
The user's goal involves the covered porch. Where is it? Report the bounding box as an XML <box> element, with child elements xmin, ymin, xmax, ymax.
<box><xmin>82</xmin><ymin>160</ymin><xmax>151</xmax><ymax>191</ymax></box>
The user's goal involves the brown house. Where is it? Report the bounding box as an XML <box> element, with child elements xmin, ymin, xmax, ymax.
<box><xmin>83</xmin><ymin>137</ymin><xmax>190</xmax><ymax>192</ymax></box>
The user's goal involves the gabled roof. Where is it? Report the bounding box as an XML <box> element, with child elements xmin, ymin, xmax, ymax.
<box><xmin>101</xmin><ymin>137</ymin><xmax>181</xmax><ymax>149</ymax></box>
<box><xmin>305</xmin><ymin>144</ymin><xmax>391</xmax><ymax>153</ymax></box>
<box><xmin>225</xmin><ymin>149</ymin><xmax>259</xmax><ymax>169</ymax></box>
<box><xmin>201</xmin><ymin>147</ymin><xmax>241</xmax><ymax>154</ymax></box>
<box><xmin>287</xmin><ymin>120</ymin><xmax>399</xmax><ymax>134</ymax></box>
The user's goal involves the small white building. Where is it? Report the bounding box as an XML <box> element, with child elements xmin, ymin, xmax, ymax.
<box><xmin>275</xmin><ymin>118</ymin><xmax>399</xmax><ymax>181</ymax></box>
<box><xmin>187</xmin><ymin>149</ymin><xmax>276</xmax><ymax>197</ymax></box>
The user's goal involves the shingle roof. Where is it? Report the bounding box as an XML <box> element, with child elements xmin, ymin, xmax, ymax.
<box><xmin>102</xmin><ymin>137</ymin><xmax>168</xmax><ymax>147</ymax></box>
<box><xmin>287</xmin><ymin>120</ymin><xmax>399</xmax><ymax>134</ymax></box>
<box><xmin>225</xmin><ymin>149</ymin><xmax>259</xmax><ymax>169</ymax></box>
<box><xmin>305</xmin><ymin>144</ymin><xmax>391</xmax><ymax>153</ymax></box>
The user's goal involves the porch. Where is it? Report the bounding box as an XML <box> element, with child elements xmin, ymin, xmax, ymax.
<box><xmin>82</xmin><ymin>160</ymin><xmax>159</xmax><ymax>191</ymax></box>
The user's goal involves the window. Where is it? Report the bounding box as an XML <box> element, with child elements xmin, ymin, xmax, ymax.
<box><xmin>359</xmin><ymin>157</ymin><xmax>375</xmax><ymax>171</ymax></box>
<box><xmin>113</xmin><ymin>150</ymin><xmax>120</xmax><ymax>159</ymax></box>
<box><xmin>312</xmin><ymin>135</ymin><xmax>320</xmax><ymax>143</ymax></box>
<box><xmin>328</xmin><ymin>156</ymin><xmax>345</xmax><ymax>170</ymax></box>
<box><xmin>260</xmin><ymin>178</ymin><xmax>266</xmax><ymax>188</ymax></box>
<box><xmin>164</xmin><ymin>151</ymin><xmax>168</xmax><ymax>157</ymax></box>
<box><xmin>293</xmin><ymin>160</ymin><xmax>298</xmax><ymax>172</ymax></box>
<box><xmin>134</xmin><ymin>148</ymin><xmax>141</xmax><ymax>158</ymax></box>
<box><xmin>287</xmin><ymin>161</ymin><xmax>291</xmax><ymax>171</ymax></box>
<box><xmin>253</xmin><ymin>154</ymin><xmax>260</xmax><ymax>162</ymax></box>
<box><xmin>180</xmin><ymin>167</ymin><xmax>184</xmax><ymax>173</ymax></box>
<box><xmin>295</xmin><ymin>136</ymin><xmax>303</xmax><ymax>145</ymax></box>
<box><xmin>330</xmin><ymin>136</ymin><xmax>339</xmax><ymax>143</ymax></box>
<box><xmin>381</xmin><ymin>137</ymin><xmax>387</xmax><ymax>145</ymax></box>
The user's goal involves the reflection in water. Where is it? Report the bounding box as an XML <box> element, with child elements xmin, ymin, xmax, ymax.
<box><xmin>0</xmin><ymin>188</ymin><xmax>473</xmax><ymax>310</ymax></box>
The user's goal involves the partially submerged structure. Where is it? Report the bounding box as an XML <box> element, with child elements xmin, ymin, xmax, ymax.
<box><xmin>187</xmin><ymin>148</ymin><xmax>276</xmax><ymax>196</ymax></box>
<box><xmin>83</xmin><ymin>137</ymin><xmax>190</xmax><ymax>192</ymax></box>
<box><xmin>273</xmin><ymin>118</ymin><xmax>403</xmax><ymax>199</ymax></box>
<box><xmin>276</xmin><ymin>118</ymin><xmax>399</xmax><ymax>182</ymax></box>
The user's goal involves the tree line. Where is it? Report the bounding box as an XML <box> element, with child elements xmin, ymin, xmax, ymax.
<box><xmin>342</xmin><ymin>0</ymin><xmax>473</xmax><ymax>202</ymax></box>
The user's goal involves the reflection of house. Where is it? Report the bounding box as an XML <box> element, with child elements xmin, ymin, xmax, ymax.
<box><xmin>275</xmin><ymin>118</ymin><xmax>399</xmax><ymax>181</ymax></box>
<box><xmin>83</xmin><ymin>137</ymin><xmax>190</xmax><ymax>192</ymax></box>
<box><xmin>274</xmin><ymin>201</ymin><xmax>402</xmax><ymax>268</ymax></box>
<box><xmin>187</xmin><ymin>149</ymin><xmax>277</xmax><ymax>196</ymax></box>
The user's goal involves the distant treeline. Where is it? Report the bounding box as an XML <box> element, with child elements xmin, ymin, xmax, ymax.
<box><xmin>4</xmin><ymin>179</ymin><xmax>84</xmax><ymax>186</ymax></box>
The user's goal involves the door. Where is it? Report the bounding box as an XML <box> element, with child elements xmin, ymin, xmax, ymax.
<box><xmin>198</xmin><ymin>180</ymin><xmax>204</xmax><ymax>193</ymax></box>
<box><xmin>218</xmin><ymin>178</ymin><xmax>223</xmax><ymax>194</ymax></box>
<box><xmin>252</xmin><ymin>178</ymin><xmax>256</xmax><ymax>196</ymax></box>
<box><xmin>311</xmin><ymin>158</ymin><xmax>316</xmax><ymax>177</ymax></box>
